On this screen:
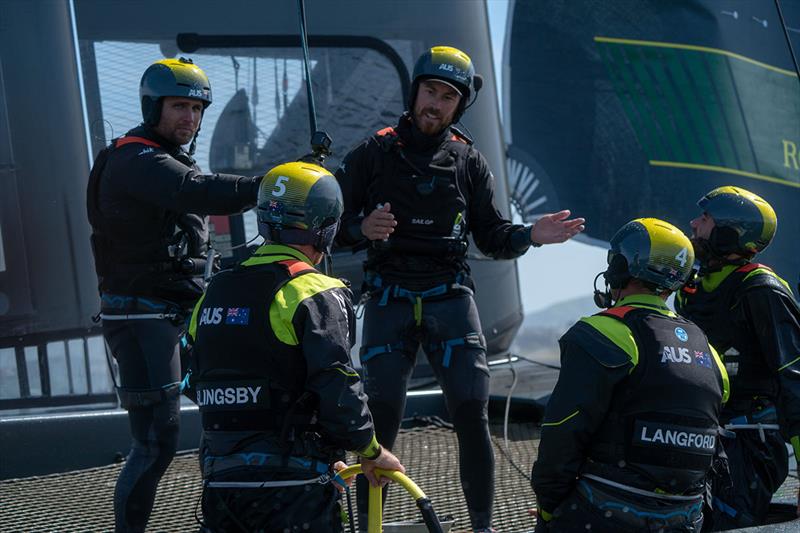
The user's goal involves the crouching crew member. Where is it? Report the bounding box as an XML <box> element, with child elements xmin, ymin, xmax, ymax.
<box><xmin>532</xmin><ymin>218</ymin><xmax>729</xmax><ymax>532</ymax></box>
<box><xmin>676</xmin><ymin>186</ymin><xmax>800</xmax><ymax>529</ymax></box>
<box><xmin>187</xmin><ymin>162</ymin><xmax>403</xmax><ymax>533</ymax></box>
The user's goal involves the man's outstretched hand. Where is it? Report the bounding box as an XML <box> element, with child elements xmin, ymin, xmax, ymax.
<box><xmin>530</xmin><ymin>210</ymin><xmax>586</xmax><ymax>245</ymax></box>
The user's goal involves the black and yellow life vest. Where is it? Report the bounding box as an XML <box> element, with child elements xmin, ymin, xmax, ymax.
<box><xmin>676</xmin><ymin>262</ymin><xmax>794</xmax><ymax>411</ymax></box>
<box><xmin>567</xmin><ymin>299</ymin><xmax>727</xmax><ymax>492</ymax></box>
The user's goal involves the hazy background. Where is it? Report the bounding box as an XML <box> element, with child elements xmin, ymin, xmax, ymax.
<box><xmin>486</xmin><ymin>1</ymin><xmax>607</xmax><ymax>359</ymax></box>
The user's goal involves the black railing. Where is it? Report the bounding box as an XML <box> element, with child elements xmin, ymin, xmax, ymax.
<box><xmin>0</xmin><ymin>327</ymin><xmax>118</xmax><ymax>411</ymax></box>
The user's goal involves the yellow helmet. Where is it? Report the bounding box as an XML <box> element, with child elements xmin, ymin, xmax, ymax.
<box><xmin>257</xmin><ymin>162</ymin><xmax>343</xmax><ymax>253</ymax></box>
<box><xmin>698</xmin><ymin>186</ymin><xmax>777</xmax><ymax>256</ymax></box>
<box><xmin>605</xmin><ymin>218</ymin><xmax>694</xmax><ymax>292</ymax></box>
<box><xmin>140</xmin><ymin>57</ymin><xmax>212</xmax><ymax>125</ymax></box>
<box><xmin>410</xmin><ymin>45</ymin><xmax>481</xmax><ymax>122</ymax></box>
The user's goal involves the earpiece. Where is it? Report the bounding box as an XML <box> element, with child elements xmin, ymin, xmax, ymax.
<box><xmin>593</xmin><ymin>272</ymin><xmax>613</xmax><ymax>308</ymax></box>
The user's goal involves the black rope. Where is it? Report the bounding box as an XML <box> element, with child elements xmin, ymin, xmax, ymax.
<box><xmin>297</xmin><ymin>0</ymin><xmax>318</xmax><ymax>137</ymax></box>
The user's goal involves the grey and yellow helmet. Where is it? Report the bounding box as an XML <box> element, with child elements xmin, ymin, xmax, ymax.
<box><xmin>409</xmin><ymin>46</ymin><xmax>479</xmax><ymax>122</ymax></box>
<box><xmin>698</xmin><ymin>186</ymin><xmax>777</xmax><ymax>257</ymax></box>
<box><xmin>257</xmin><ymin>162</ymin><xmax>343</xmax><ymax>253</ymax></box>
<box><xmin>140</xmin><ymin>57</ymin><xmax>212</xmax><ymax>125</ymax></box>
<box><xmin>605</xmin><ymin>218</ymin><xmax>695</xmax><ymax>292</ymax></box>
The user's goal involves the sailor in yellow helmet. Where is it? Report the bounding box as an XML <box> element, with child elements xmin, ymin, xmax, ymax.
<box><xmin>86</xmin><ymin>57</ymin><xmax>263</xmax><ymax>533</ymax></box>
<box><xmin>336</xmin><ymin>44</ymin><xmax>585</xmax><ymax>533</ymax></box>
<box><xmin>188</xmin><ymin>162</ymin><xmax>404</xmax><ymax>533</ymax></box>
<box><xmin>532</xmin><ymin>218</ymin><xmax>728</xmax><ymax>532</ymax></box>
<box><xmin>676</xmin><ymin>186</ymin><xmax>800</xmax><ymax>529</ymax></box>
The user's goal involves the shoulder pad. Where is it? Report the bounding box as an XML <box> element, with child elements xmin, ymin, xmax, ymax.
<box><xmin>740</xmin><ymin>265</ymin><xmax>793</xmax><ymax>295</ymax></box>
<box><xmin>561</xmin><ymin>318</ymin><xmax>637</xmax><ymax>368</ymax></box>
<box><xmin>277</xmin><ymin>259</ymin><xmax>316</xmax><ymax>278</ymax></box>
<box><xmin>598</xmin><ymin>305</ymin><xmax>636</xmax><ymax>320</ymax></box>
<box><xmin>375</xmin><ymin>126</ymin><xmax>397</xmax><ymax>137</ymax></box>
<box><xmin>115</xmin><ymin>136</ymin><xmax>162</xmax><ymax>150</ymax></box>
<box><xmin>374</xmin><ymin>126</ymin><xmax>401</xmax><ymax>151</ymax></box>
<box><xmin>449</xmin><ymin>125</ymin><xmax>473</xmax><ymax>145</ymax></box>
<box><xmin>736</xmin><ymin>262</ymin><xmax>769</xmax><ymax>274</ymax></box>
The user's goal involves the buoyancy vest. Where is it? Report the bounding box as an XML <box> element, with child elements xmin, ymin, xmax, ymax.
<box><xmin>190</xmin><ymin>258</ymin><xmax>318</xmax><ymax>441</ymax></box>
<box><xmin>369</xmin><ymin>126</ymin><xmax>472</xmax><ymax>258</ymax></box>
<box><xmin>576</xmin><ymin>305</ymin><xmax>726</xmax><ymax>493</ymax></box>
<box><xmin>87</xmin><ymin>133</ymin><xmax>209</xmax><ymax>300</ymax></box>
<box><xmin>676</xmin><ymin>263</ymin><xmax>791</xmax><ymax>412</ymax></box>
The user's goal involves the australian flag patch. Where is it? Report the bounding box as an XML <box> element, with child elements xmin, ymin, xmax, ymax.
<box><xmin>694</xmin><ymin>350</ymin><xmax>712</xmax><ymax>368</ymax></box>
<box><xmin>225</xmin><ymin>307</ymin><xmax>250</xmax><ymax>326</ymax></box>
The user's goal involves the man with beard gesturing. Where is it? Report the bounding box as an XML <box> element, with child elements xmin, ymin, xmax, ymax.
<box><xmin>335</xmin><ymin>46</ymin><xmax>585</xmax><ymax>532</ymax></box>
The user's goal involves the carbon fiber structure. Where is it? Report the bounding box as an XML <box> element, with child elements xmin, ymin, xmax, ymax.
<box><xmin>1</xmin><ymin>422</ymin><xmax>798</xmax><ymax>532</ymax></box>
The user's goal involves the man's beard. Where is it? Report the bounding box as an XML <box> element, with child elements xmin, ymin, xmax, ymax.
<box><xmin>414</xmin><ymin>108</ymin><xmax>448</xmax><ymax>135</ymax></box>
<box><xmin>690</xmin><ymin>236</ymin><xmax>713</xmax><ymax>263</ymax></box>
<box><xmin>691</xmin><ymin>236</ymin><xmax>730</xmax><ymax>272</ymax></box>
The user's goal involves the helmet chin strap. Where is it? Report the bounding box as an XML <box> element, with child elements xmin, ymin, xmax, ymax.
<box><xmin>188</xmin><ymin>127</ymin><xmax>200</xmax><ymax>155</ymax></box>
<box><xmin>691</xmin><ymin>236</ymin><xmax>747</xmax><ymax>274</ymax></box>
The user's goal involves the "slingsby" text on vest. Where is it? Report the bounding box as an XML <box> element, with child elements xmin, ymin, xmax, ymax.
<box><xmin>197</xmin><ymin>386</ymin><xmax>262</xmax><ymax>406</ymax></box>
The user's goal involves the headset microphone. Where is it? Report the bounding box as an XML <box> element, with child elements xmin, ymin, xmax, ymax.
<box><xmin>593</xmin><ymin>271</ymin><xmax>613</xmax><ymax>308</ymax></box>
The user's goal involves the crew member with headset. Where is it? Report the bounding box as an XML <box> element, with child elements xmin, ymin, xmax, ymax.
<box><xmin>676</xmin><ymin>186</ymin><xmax>800</xmax><ymax>529</ymax></box>
<box><xmin>335</xmin><ymin>45</ymin><xmax>585</xmax><ymax>531</ymax></box>
<box><xmin>86</xmin><ymin>58</ymin><xmax>263</xmax><ymax>533</ymax></box>
<box><xmin>188</xmin><ymin>161</ymin><xmax>404</xmax><ymax>532</ymax></box>
<box><xmin>532</xmin><ymin>218</ymin><xmax>729</xmax><ymax>532</ymax></box>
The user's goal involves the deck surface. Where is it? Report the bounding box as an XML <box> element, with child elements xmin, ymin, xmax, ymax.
<box><xmin>4</xmin><ymin>360</ymin><xmax>800</xmax><ymax>532</ymax></box>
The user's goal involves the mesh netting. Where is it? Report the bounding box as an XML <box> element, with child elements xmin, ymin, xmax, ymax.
<box><xmin>0</xmin><ymin>423</ymin><xmax>538</xmax><ymax>532</ymax></box>
<box><xmin>2</xmin><ymin>422</ymin><xmax>798</xmax><ymax>532</ymax></box>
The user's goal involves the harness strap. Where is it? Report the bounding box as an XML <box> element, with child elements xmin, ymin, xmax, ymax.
<box><xmin>100</xmin><ymin>294</ymin><xmax>183</xmax><ymax>321</ymax></box>
<box><xmin>439</xmin><ymin>332</ymin><xmax>485</xmax><ymax>368</ymax></box>
<box><xmin>442</xmin><ymin>338</ymin><xmax>464</xmax><ymax>368</ymax></box>
<box><xmin>360</xmin><ymin>341</ymin><xmax>405</xmax><ymax>363</ymax></box>
<box><xmin>204</xmin><ymin>451</ymin><xmax>329</xmax><ymax>475</ymax></box>
<box><xmin>724</xmin><ymin>423</ymin><xmax>780</xmax><ymax>442</ymax></box>
<box><xmin>101</xmin><ymin>312</ymin><xmax>179</xmax><ymax>321</ymax></box>
<box><xmin>205</xmin><ymin>475</ymin><xmax>329</xmax><ymax>489</ymax></box>
<box><xmin>725</xmin><ymin>406</ymin><xmax>777</xmax><ymax>425</ymax></box>
<box><xmin>582</xmin><ymin>474</ymin><xmax>703</xmax><ymax>502</ymax></box>
<box><xmin>117</xmin><ymin>382</ymin><xmax>181</xmax><ymax>409</ymax></box>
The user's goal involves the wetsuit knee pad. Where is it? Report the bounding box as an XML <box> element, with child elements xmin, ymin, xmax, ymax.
<box><xmin>128</xmin><ymin>397</ymin><xmax>180</xmax><ymax>462</ymax></box>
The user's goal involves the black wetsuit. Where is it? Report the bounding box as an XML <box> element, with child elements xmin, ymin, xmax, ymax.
<box><xmin>86</xmin><ymin>124</ymin><xmax>259</xmax><ymax>533</ymax></box>
<box><xmin>532</xmin><ymin>295</ymin><xmax>728</xmax><ymax>532</ymax></box>
<box><xmin>336</xmin><ymin>113</ymin><xmax>532</xmax><ymax>530</ymax></box>
<box><xmin>188</xmin><ymin>244</ymin><xmax>376</xmax><ymax>533</ymax></box>
<box><xmin>676</xmin><ymin>262</ymin><xmax>800</xmax><ymax>530</ymax></box>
